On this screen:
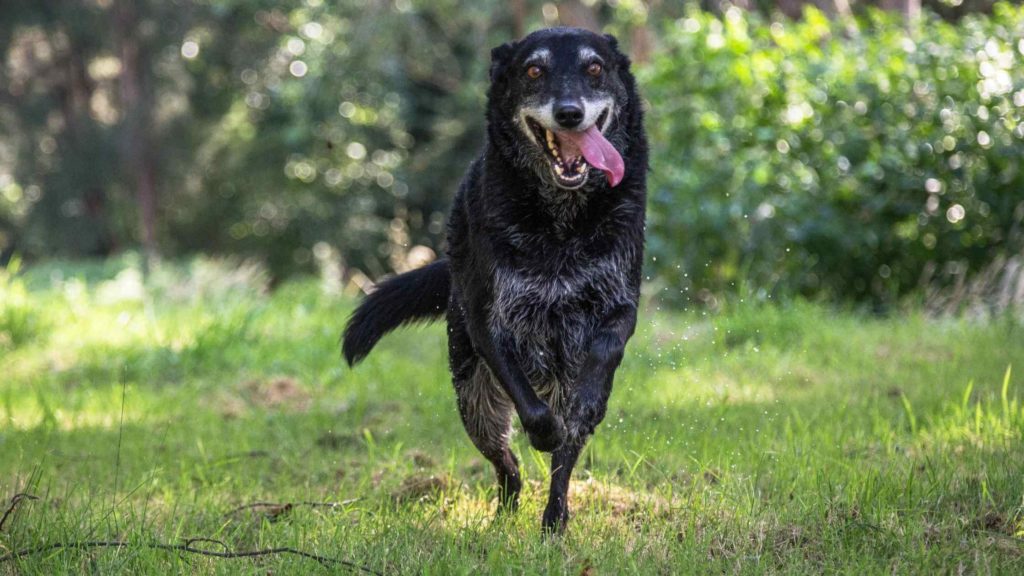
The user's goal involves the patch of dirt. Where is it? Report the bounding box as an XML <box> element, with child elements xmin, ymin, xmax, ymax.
<box><xmin>976</xmin><ymin>510</ymin><xmax>1010</xmax><ymax>533</ymax></box>
<box><xmin>706</xmin><ymin>532</ymin><xmax>738</xmax><ymax>560</ymax></box>
<box><xmin>217</xmin><ymin>394</ymin><xmax>248</xmax><ymax>419</ymax></box>
<box><xmin>360</xmin><ymin>401</ymin><xmax>403</xmax><ymax>426</ymax></box>
<box><xmin>922</xmin><ymin>520</ymin><xmax>943</xmax><ymax>547</ymax></box>
<box><xmin>408</xmin><ymin>450</ymin><xmax>436</xmax><ymax>468</ymax></box>
<box><xmin>770</xmin><ymin>524</ymin><xmax>807</xmax><ymax>549</ymax></box>
<box><xmin>316</xmin><ymin>431</ymin><xmax>360</xmax><ymax>450</ymax></box>
<box><xmin>462</xmin><ymin>458</ymin><xmax>487</xmax><ymax>478</ymax></box>
<box><xmin>243</xmin><ymin>376</ymin><xmax>310</xmax><ymax>411</ymax></box>
<box><xmin>216</xmin><ymin>376</ymin><xmax>311</xmax><ymax>418</ymax></box>
<box><xmin>986</xmin><ymin>535</ymin><xmax>1024</xmax><ymax>557</ymax></box>
<box><xmin>825</xmin><ymin>503</ymin><xmax>861</xmax><ymax>527</ymax></box>
<box><xmin>392</xmin><ymin>473</ymin><xmax>452</xmax><ymax>503</ymax></box>
<box><xmin>569</xmin><ymin>477</ymin><xmax>672</xmax><ymax>519</ymax></box>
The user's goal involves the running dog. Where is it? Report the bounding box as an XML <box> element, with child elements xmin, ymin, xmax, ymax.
<box><xmin>343</xmin><ymin>27</ymin><xmax>647</xmax><ymax>532</ymax></box>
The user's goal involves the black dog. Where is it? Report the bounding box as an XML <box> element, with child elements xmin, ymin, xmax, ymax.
<box><xmin>343</xmin><ymin>27</ymin><xmax>647</xmax><ymax>532</ymax></box>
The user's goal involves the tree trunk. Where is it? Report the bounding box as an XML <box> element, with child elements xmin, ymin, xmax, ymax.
<box><xmin>510</xmin><ymin>0</ymin><xmax>525</xmax><ymax>39</ymax></box>
<box><xmin>116</xmin><ymin>0</ymin><xmax>159</xmax><ymax>260</ymax></box>
<box><xmin>775</xmin><ymin>0</ymin><xmax>805</xmax><ymax>19</ymax></box>
<box><xmin>557</xmin><ymin>0</ymin><xmax>600</xmax><ymax>32</ymax></box>
<box><xmin>61</xmin><ymin>29</ymin><xmax>118</xmax><ymax>255</ymax></box>
<box><xmin>877</xmin><ymin>0</ymin><xmax>921</xmax><ymax>18</ymax></box>
<box><xmin>628</xmin><ymin>0</ymin><xmax>659</xmax><ymax>65</ymax></box>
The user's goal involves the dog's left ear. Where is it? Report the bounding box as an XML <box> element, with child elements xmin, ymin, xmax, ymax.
<box><xmin>490</xmin><ymin>41</ymin><xmax>517</xmax><ymax>81</ymax></box>
<box><xmin>603</xmin><ymin>33</ymin><xmax>632</xmax><ymax>70</ymax></box>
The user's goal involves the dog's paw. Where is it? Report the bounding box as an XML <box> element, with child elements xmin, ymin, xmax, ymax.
<box><xmin>541</xmin><ymin>504</ymin><xmax>569</xmax><ymax>535</ymax></box>
<box><xmin>524</xmin><ymin>411</ymin><xmax>566</xmax><ymax>453</ymax></box>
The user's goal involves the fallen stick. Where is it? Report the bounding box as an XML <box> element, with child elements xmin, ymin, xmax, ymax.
<box><xmin>0</xmin><ymin>540</ymin><xmax>382</xmax><ymax>574</ymax></box>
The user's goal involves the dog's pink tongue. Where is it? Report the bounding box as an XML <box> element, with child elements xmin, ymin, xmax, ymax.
<box><xmin>561</xmin><ymin>126</ymin><xmax>625</xmax><ymax>187</ymax></box>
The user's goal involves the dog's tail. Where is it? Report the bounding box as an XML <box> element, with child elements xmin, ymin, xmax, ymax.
<box><xmin>342</xmin><ymin>259</ymin><xmax>450</xmax><ymax>366</ymax></box>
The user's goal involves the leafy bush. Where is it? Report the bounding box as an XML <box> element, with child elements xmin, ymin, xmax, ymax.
<box><xmin>643</xmin><ymin>4</ymin><xmax>1024</xmax><ymax>307</ymax></box>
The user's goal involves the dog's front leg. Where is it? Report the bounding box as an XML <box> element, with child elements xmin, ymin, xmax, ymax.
<box><xmin>543</xmin><ymin>304</ymin><xmax>637</xmax><ymax>532</ymax></box>
<box><xmin>463</xmin><ymin>307</ymin><xmax>566</xmax><ymax>452</ymax></box>
<box><xmin>570</xmin><ymin>304</ymin><xmax>637</xmax><ymax>436</ymax></box>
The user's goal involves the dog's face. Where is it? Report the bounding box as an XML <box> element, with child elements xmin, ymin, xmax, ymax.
<box><xmin>488</xmin><ymin>28</ymin><xmax>634</xmax><ymax>191</ymax></box>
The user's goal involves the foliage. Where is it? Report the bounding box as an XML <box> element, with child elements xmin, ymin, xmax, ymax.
<box><xmin>165</xmin><ymin>0</ymin><xmax>502</xmax><ymax>277</ymax></box>
<box><xmin>0</xmin><ymin>257</ymin><xmax>43</xmax><ymax>349</ymax></box>
<box><xmin>2</xmin><ymin>2</ymin><xmax>1023</xmax><ymax>307</ymax></box>
<box><xmin>1</xmin><ymin>260</ymin><xmax>1022</xmax><ymax>572</ymax></box>
<box><xmin>0</xmin><ymin>0</ymin><xmax>526</xmax><ymax>277</ymax></box>
<box><xmin>644</xmin><ymin>4</ymin><xmax>1024</xmax><ymax>306</ymax></box>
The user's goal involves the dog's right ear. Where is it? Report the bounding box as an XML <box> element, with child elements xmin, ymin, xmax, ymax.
<box><xmin>490</xmin><ymin>42</ymin><xmax>517</xmax><ymax>81</ymax></box>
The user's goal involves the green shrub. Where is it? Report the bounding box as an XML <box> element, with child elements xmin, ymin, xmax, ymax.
<box><xmin>643</xmin><ymin>4</ymin><xmax>1024</xmax><ymax>307</ymax></box>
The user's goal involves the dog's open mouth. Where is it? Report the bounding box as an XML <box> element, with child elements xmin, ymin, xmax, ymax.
<box><xmin>525</xmin><ymin>109</ymin><xmax>623</xmax><ymax>189</ymax></box>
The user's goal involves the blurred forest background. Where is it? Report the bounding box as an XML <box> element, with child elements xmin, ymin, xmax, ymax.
<box><xmin>1</xmin><ymin>0</ymin><xmax>1022</xmax><ymax>311</ymax></box>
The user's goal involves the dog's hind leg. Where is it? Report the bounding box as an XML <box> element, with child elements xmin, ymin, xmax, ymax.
<box><xmin>450</xmin><ymin>303</ymin><xmax>523</xmax><ymax>512</ymax></box>
<box><xmin>455</xmin><ymin>363</ymin><xmax>522</xmax><ymax>513</ymax></box>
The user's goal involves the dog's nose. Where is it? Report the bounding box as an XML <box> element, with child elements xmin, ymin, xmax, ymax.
<box><xmin>554</xmin><ymin>102</ymin><xmax>584</xmax><ymax>129</ymax></box>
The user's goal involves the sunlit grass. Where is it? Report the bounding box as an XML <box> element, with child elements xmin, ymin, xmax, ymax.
<box><xmin>1</xmin><ymin>259</ymin><xmax>1022</xmax><ymax>573</ymax></box>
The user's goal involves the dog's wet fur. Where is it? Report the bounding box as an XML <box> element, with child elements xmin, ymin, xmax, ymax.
<box><xmin>342</xmin><ymin>27</ymin><xmax>647</xmax><ymax>532</ymax></box>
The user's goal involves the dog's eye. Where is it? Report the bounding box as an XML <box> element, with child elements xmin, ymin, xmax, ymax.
<box><xmin>587</xmin><ymin>62</ymin><xmax>603</xmax><ymax>77</ymax></box>
<box><xmin>527</xmin><ymin>65</ymin><xmax>543</xmax><ymax>79</ymax></box>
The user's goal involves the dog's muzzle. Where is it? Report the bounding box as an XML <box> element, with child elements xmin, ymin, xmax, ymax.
<box><xmin>520</xmin><ymin>105</ymin><xmax>624</xmax><ymax>189</ymax></box>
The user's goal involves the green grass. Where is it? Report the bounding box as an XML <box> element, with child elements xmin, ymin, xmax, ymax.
<box><xmin>1</xmin><ymin>258</ymin><xmax>1022</xmax><ymax>574</ymax></box>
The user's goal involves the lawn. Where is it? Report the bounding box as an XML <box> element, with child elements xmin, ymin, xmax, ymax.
<box><xmin>1</xmin><ymin>258</ymin><xmax>1022</xmax><ymax>574</ymax></box>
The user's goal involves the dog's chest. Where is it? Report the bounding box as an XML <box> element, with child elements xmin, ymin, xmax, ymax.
<box><xmin>490</xmin><ymin>249</ymin><xmax>630</xmax><ymax>382</ymax></box>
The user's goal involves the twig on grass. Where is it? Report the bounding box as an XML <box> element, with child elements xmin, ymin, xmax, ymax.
<box><xmin>0</xmin><ymin>539</ymin><xmax>382</xmax><ymax>574</ymax></box>
<box><xmin>0</xmin><ymin>493</ymin><xmax>39</xmax><ymax>532</ymax></box>
<box><xmin>223</xmin><ymin>499</ymin><xmax>360</xmax><ymax>518</ymax></box>
<box><xmin>183</xmin><ymin>537</ymin><xmax>231</xmax><ymax>552</ymax></box>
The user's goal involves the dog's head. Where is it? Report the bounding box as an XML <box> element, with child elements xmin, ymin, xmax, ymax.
<box><xmin>487</xmin><ymin>28</ymin><xmax>640</xmax><ymax>191</ymax></box>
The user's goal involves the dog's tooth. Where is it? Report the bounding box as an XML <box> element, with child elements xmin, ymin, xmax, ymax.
<box><xmin>546</xmin><ymin>132</ymin><xmax>559</xmax><ymax>158</ymax></box>
<box><xmin>554</xmin><ymin>163</ymin><xmax>563</xmax><ymax>175</ymax></box>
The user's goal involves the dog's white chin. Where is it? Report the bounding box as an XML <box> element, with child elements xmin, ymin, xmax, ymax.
<box><xmin>548</xmin><ymin>165</ymin><xmax>590</xmax><ymax>190</ymax></box>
